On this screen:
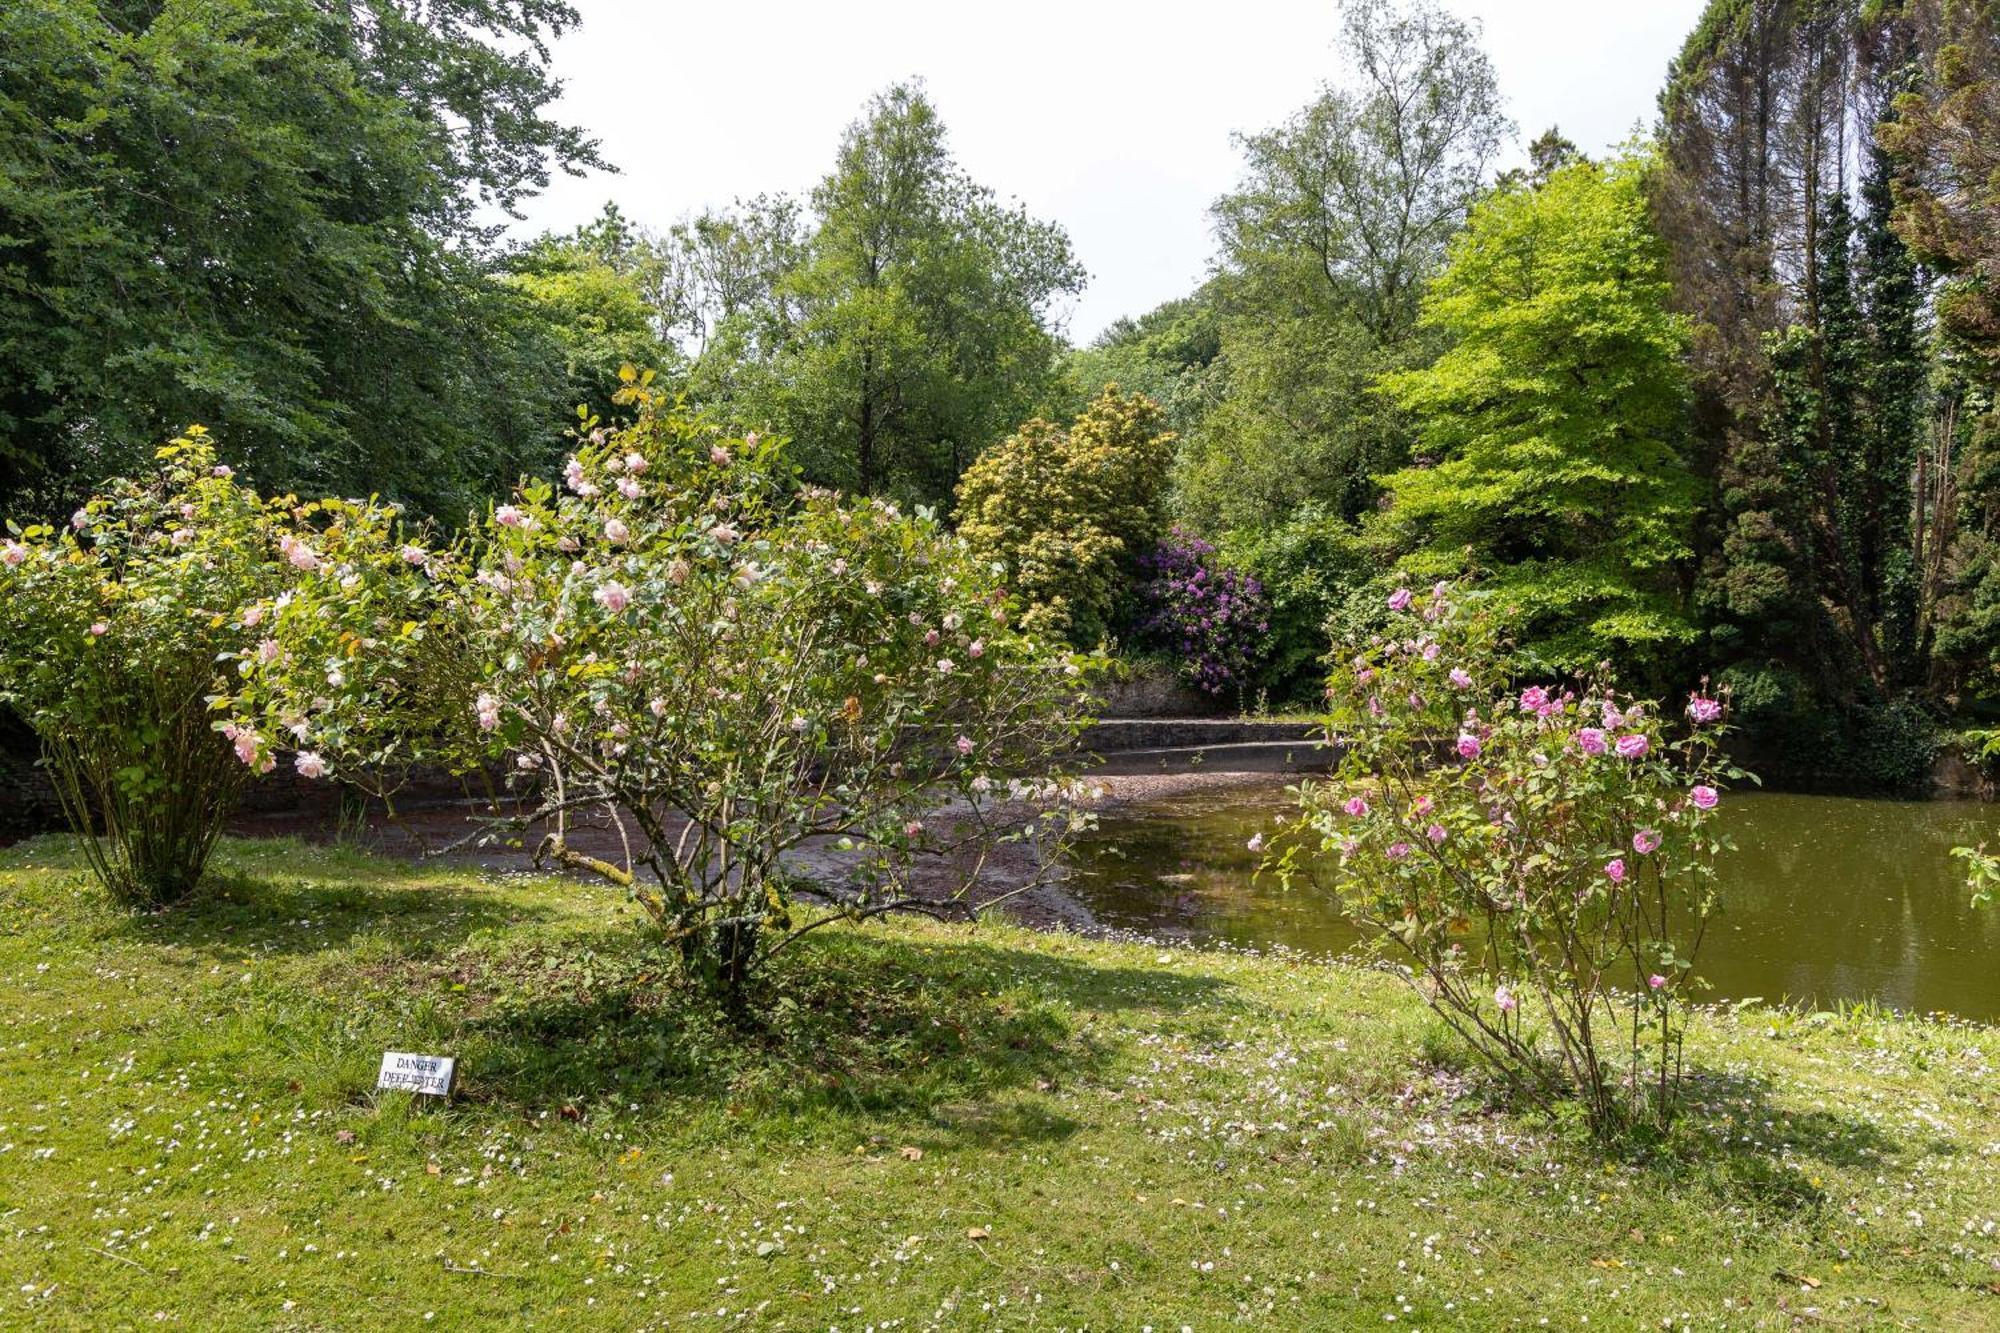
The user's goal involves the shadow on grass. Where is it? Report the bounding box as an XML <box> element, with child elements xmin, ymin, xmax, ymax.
<box><xmin>439</xmin><ymin>925</ymin><xmax>1235</xmax><ymax>1147</ymax></box>
<box><xmin>1598</xmin><ymin>1066</ymin><xmax>1908</xmax><ymax>1218</ymax></box>
<box><xmin>106</xmin><ymin>840</ymin><xmax>558</xmax><ymax>961</ymax></box>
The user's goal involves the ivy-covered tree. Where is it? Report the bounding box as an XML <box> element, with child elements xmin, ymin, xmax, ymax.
<box><xmin>1375</xmin><ymin>155</ymin><xmax>1698</xmax><ymax>671</ymax></box>
<box><xmin>0</xmin><ymin>0</ymin><xmax>603</xmax><ymax>515</ymax></box>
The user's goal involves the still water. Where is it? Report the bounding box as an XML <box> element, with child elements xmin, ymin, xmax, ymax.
<box><xmin>1064</xmin><ymin>782</ymin><xmax>2000</xmax><ymax>1023</ymax></box>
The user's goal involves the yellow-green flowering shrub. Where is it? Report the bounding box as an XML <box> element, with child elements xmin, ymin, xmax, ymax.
<box><xmin>955</xmin><ymin>386</ymin><xmax>1173</xmax><ymax>645</ymax></box>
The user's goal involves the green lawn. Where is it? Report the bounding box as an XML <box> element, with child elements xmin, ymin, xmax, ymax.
<box><xmin>1</xmin><ymin>837</ymin><xmax>1996</xmax><ymax>1330</ymax></box>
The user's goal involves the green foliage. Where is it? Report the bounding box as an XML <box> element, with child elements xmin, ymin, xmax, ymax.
<box><xmin>235</xmin><ymin>380</ymin><xmax>1098</xmax><ymax>1001</ymax></box>
<box><xmin>1174</xmin><ymin>0</ymin><xmax>1507</xmax><ymax>533</ymax></box>
<box><xmin>502</xmin><ymin>204</ymin><xmax>679</xmax><ymax>428</ymax></box>
<box><xmin>0</xmin><ymin>0</ymin><xmax>603</xmax><ymax>515</ymax></box>
<box><xmin>1278</xmin><ymin>581</ymin><xmax>1744</xmax><ymax>1136</ymax></box>
<box><xmin>955</xmin><ymin>387</ymin><xmax>1175</xmax><ymax>646</ymax></box>
<box><xmin>1374</xmin><ymin>154</ymin><xmax>1698</xmax><ymax>672</ymax></box>
<box><xmin>671</xmin><ymin>84</ymin><xmax>1085</xmax><ymax>505</ymax></box>
<box><xmin>1215</xmin><ymin>506</ymin><xmax>1370</xmax><ymax>705</ymax></box>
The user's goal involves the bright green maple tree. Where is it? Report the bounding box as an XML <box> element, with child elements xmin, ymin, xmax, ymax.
<box><xmin>1374</xmin><ymin>152</ymin><xmax>1698</xmax><ymax>672</ymax></box>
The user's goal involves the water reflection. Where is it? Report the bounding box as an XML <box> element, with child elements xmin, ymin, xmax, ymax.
<box><xmin>1064</xmin><ymin>782</ymin><xmax>2000</xmax><ymax>1022</ymax></box>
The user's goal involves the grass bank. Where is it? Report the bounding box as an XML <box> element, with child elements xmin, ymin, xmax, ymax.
<box><xmin>1</xmin><ymin>838</ymin><xmax>1996</xmax><ymax>1329</ymax></box>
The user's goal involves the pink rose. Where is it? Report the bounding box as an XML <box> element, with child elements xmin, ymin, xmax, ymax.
<box><xmin>88</xmin><ymin>621</ymin><xmax>108</xmax><ymax>637</ymax></box>
<box><xmin>955</xmin><ymin>735</ymin><xmax>974</xmax><ymax>755</ymax></box>
<box><xmin>1518</xmin><ymin>685</ymin><xmax>1550</xmax><ymax>713</ymax></box>
<box><xmin>294</xmin><ymin>751</ymin><xmax>327</xmax><ymax>779</ymax></box>
<box><xmin>1342</xmin><ymin>795</ymin><xmax>1369</xmax><ymax>817</ymax></box>
<box><xmin>1456</xmin><ymin>733</ymin><xmax>1481</xmax><ymax>759</ymax></box>
<box><xmin>710</xmin><ymin>445</ymin><xmax>731</xmax><ymax>465</ymax></box>
<box><xmin>594</xmin><ymin>581</ymin><xmax>631</xmax><ymax>614</ymax></box>
<box><xmin>617</xmin><ymin>477</ymin><xmax>642</xmax><ymax>500</ymax></box>
<box><xmin>604</xmin><ymin>519</ymin><xmax>630</xmax><ymax>545</ymax></box>
<box><xmin>1604</xmin><ymin>858</ymin><xmax>1626</xmax><ymax>883</ymax></box>
<box><xmin>1614</xmin><ymin>733</ymin><xmax>1649</xmax><ymax>759</ymax></box>
<box><xmin>1632</xmin><ymin>828</ymin><xmax>1661</xmax><ymax>855</ymax></box>
<box><xmin>1246</xmin><ymin>832</ymin><xmax>1265</xmax><ymax>853</ymax></box>
<box><xmin>1426</xmin><ymin>823</ymin><xmax>1447</xmax><ymax>843</ymax></box>
<box><xmin>1687</xmin><ymin>694</ymin><xmax>1722</xmax><ymax>724</ymax></box>
<box><xmin>495</xmin><ymin>505</ymin><xmax>527</xmax><ymax>528</ymax></box>
<box><xmin>1648</xmin><ymin>974</ymin><xmax>1668</xmax><ymax>990</ymax></box>
<box><xmin>1448</xmin><ymin>668</ymin><xmax>1473</xmax><ymax>689</ymax></box>
<box><xmin>1576</xmin><ymin>727</ymin><xmax>1607</xmax><ymax>755</ymax></box>
<box><xmin>1386</xmin><ymin>842</ymin><xmax>1412</xmax><ymax>861</ymax></box>
<box><xmin>1689</xmin><ymin>784</ymin><xmax>1719</xmax><ymax>810</ymax></box>
<box><xmin>1494</xmin><ymin>985</ymin><xmax>1517</xmax><ymax>1013</ymax></box>
<box><xmin>1387</xmin><ymin>587</ymin><xmax>1413</xmax><ymax>611</ymax></box>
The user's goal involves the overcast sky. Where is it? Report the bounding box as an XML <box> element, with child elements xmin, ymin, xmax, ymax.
<box><xmin>508</xmin><ymin>1</ymin><xmax>1708</xmax><ymax>342</ymax></box>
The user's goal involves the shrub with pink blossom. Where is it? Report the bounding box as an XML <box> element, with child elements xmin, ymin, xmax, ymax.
<box><xmin>1133</xmin><ymin>529</ymin><xmax>1269</xmax><ymax>698</ymax></box>
<box><xmin>236</xmin><ymin>372</ymin><xmax>1097</xmax><ymax>1001</ymax></box>
<box><xmin>0</xmin><ymin>428</ymin><xmax>412</xmax><ymax>907</ymax></box>
<box><xmin>1268</xmin><ymin>579</ymin><xmax>1748</xmax><ymax>1136</ymax></box>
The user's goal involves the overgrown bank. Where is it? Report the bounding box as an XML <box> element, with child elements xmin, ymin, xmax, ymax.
<box><xmin>2</xmin><ymin>837</ymin><xmax>1996</xmax><ymax>1329</ymax></box>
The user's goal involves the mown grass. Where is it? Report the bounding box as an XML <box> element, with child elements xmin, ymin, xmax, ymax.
<box><xmin>1</xmin><ymin>836</ymin><xmax>1997</xmax><ymax>1330</ymax></box>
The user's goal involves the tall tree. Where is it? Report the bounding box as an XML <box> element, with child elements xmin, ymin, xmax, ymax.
<box><xmin>0</xmin><ymin>0</ymin><xmax>603</xmax><ymax>515</ymax></box>
<box><xmin>1376</xmin><ymin>155</ymin><xmax>1698</xmax><ymax>671</ymax></box>
<box><xmin>1176</xmin><ymin>0</ymin><xmax>1509</xmax><ymax>532</ymax></box>
<box><xmin>673</xmin><ymin>84</ymin><xmax>1085</xmax><ymax>504</ymax></box>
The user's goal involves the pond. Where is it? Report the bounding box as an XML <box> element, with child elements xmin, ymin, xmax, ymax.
<box><xmin>1064</xmin><ymin>780</ymin><xmax>2000</xmax><ymax>1023</ymax></box>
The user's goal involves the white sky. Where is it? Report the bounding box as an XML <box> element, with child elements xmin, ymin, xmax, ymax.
<box><xmin>508</xmin><ymin>1</ymin><xmax>1708</xmax><ymax>342</ymax></box>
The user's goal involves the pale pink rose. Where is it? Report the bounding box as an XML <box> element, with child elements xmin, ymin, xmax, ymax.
<box><xmin>232</xmin><ymin>729</ymin><xmax>261</xmax><ymax>767</ymax></box>
<box><xmin>903</xmin><ymin>820</ymin><xmax>925</xmax><ymax>837</ymax></box>
<box><xmin>711</xmin><ymin>524</ymin><xmax>739</xmax><ymax>544</ymax></box>
<box><xmin>89</xmin><ymin>621</ymin><xmax>108</xmax><ymax>637</ymax></box>
<box><xmin>1494</xmin><ymin>985</ymin><xmax>1517</xmax><ymax>1013</ymax></box>
<box><xmin>71</xmin><ymin>509</ymin><xmax>89</xmax><ymax>530</ymax></box>
<box><xmin>955</xmin><ymin>735</ymin><xmax>975</xmax><ymax>755</ymax></box>
<box><xmin>1448</xmin><ymin>668</ymin><xmax>1473</xmax><ymax>689</ymax></box>
<box><xmin>665</xmin><ymin>558</ymin><xmax>691</xmax><ymax>585</ymax></box>
<box><xmin>594</xmin><ymin>581</ymin><xmax>631</xmax><ymax>613</ymax></box>
<box><xmin>1</xmin><ymin>543</ymin><xmax>26</xmax><ymax>567</ymax></box>
<box><xmin>1421</xmin><ymin>641</ymin><xmax>1440</xmax><ymax>661</ymax></box>
<box><xmin>649</xmin><ymin>697</ymin><xmax>667</xmax><ymax>718</ymax></box>
<box><xmin>1387</xmin><ymin>587</ymin><xmax>1414</xmax><ymax>611</ymax></box>
<box><xmin>1614</xmin><ymin>733</ymin><xmax>1650</xmax><ymax>759</ymax></box>
<box><xmin>242</xmin><ymin>605</ymin><xmax>264</xmax><ymax>627</ymax></box>
<box><xmin>709</xmin><ymin>445</ymin><xmax>731</xmax><ymax>465</ymax></box>
<box><xmin>968</xmin><ymin>639</ymin><xmax>985</xmax><ymax>658</ymax></box>
<box><xmin>401</xmin><ymin>544</ymin><xmax>428</xmax><ymax>566</ymax></box>
<box><xmin>1576</xmin><ymin>727</ymin><xmax>1607</xmax><ymax>755</ymax></box>
<box><xmin>1689</xmin><ymin>784</ymin><xmax>1719</xmax><ymax>810</ymax></box>
<box><xmin>495</xmin><ymin>505</ymin><xmax>527</xmax><ymax>528</ymax></box>
<box><xmin>1456</xmin><ymin>733</ymin><xmax>1481</xmax><ymax>759</ymax></box>
<box><xmin>257</xmin><ymin>638</ymin><xmax>282</xmax><ymax>664</ymax></box>
<box><xmin>212</xmin><ymin>465</ymin><xmax>233</xmax><ymax>478</ymax></box>
<box><xmin>623</xmin><ymin>451</ymin><xmax>648</xmax><ymax>474</ymax></box>
<box><xmin>1604</xmin><ymin>858</ymin><xmax>1626</xmax><ymax>883</ymax></box>
<box><xmin>1427</xmin><ymin>823</ymin><xmax>1447</xmax><ymax>843</ymax></box>
<box><xmin>563</xmin><ymin>458</ymin><xmax>589</xmax><ymax>493</ymax></box>
<box><xmin>617</xmin><ymin>477</ymin><xmax>642</xmax><ymax>500</ymax></box>
<box><xmin>744</xmin><ymin>431</ymin><xmax>760</xmax><ymax>447</ymax></box>
<box><xmin>1387</xmin><ymin>842</ymin><xmax>1412</xmax><ymax>860</ymax></box>
<box><xmin>294</xmin><ymin>751</ymin><xmax>327</xmax><ymax>779</ymax></box>
<box><xmin>924</xmin><ymin>629</ymin><xmax>941</xmax><ymax>646</ymax></box>
<box><xmin>1648</xmin><ymin>974</ymin><xmax>1668</xmax><ymax>990</ymax></box>
<box><xmin>936</xmin><ymin>658</ymin><xmax>955</xmax><ymax>674</ymax></box>
<box><xmin>1632</xmin><ymin>828</ymin><xmax>1661</xmax><ymax>855</ymax></box>
<box><xmin>791</xmin><ymin>716</ymin><xmax>810</xmax><ymax>732</ymax></box>
<box><xmin>475</xmin><ymin>692</ymin><xmax>501</xmax><ymax>731</ymax></box>
<box><xmin>169</xmin><ymin>528</ymin><xmax>193</xmax><ymax>547</ymax></box>
<box><xmin>1246</xmin><ymin>832</ymin><xmax>1265</xmax><ymax>853</ymax></box>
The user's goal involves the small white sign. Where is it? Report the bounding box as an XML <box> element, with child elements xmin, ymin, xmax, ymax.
<box><xmin>377</xmin><ymin>1051</ymin><xmax>455</xmax><ymax>1097</ymax></box>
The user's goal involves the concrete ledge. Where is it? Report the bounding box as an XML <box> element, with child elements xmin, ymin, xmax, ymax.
<box><xmin>1080</xmin><ymin>718</ymin><xmax>1322</xmax><ymax>752</ymax></box>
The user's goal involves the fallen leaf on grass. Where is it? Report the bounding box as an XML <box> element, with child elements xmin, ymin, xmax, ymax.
<box><xmin>966</xmin><ymin>1227</ymin><xmax>990</xmax><ymax>1241</ymax></box>
<box><xmin>899</xmin><ymin>1145</ymin><xmax>923</xmax><ymax>1161</ymax></box>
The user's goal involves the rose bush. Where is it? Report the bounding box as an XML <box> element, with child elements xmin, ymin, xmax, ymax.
<box><xmin>1271</xmin><ymin>579</ymin><xmax>1747</xmax><ymax>1136</ymax></box>
<box><xmin>234</xmin><ymin>372</ymin><xmax>1098</xmax><ymax>1001</ymax></box>
<box><xmin>0</xmin><ymin>429</ymin><xmax>413</xmax><ymax>906</ymax></box>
